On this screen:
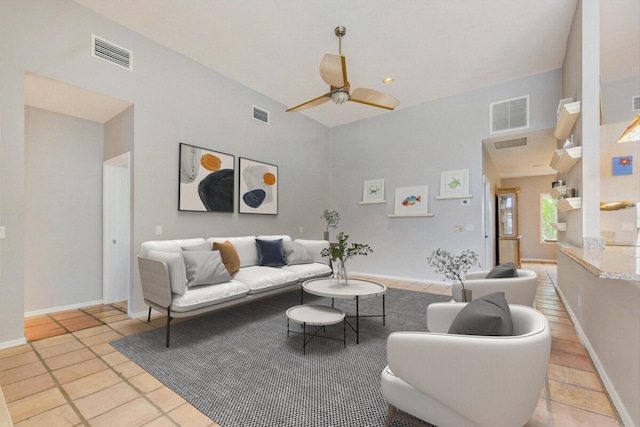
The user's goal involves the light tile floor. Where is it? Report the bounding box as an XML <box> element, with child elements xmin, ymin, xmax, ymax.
<box><xmin>0</xmin><ymin>262</ymin><xmax>623</xmax><ymax>426</ymax></box>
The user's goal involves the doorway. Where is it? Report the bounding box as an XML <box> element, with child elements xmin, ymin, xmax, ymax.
<box><xmin>103</xmin><ymin>152</ymin><xmax>131</xmax><ymax>305</ymax></box>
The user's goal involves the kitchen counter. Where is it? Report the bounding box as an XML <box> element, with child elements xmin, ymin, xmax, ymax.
<box><xmin>560</xmin><ymin>245</ymin><xmax>640</xmax><ymax>282</ymax></box>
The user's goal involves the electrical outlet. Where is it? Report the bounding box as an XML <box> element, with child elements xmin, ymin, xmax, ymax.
<box><xmin>461</xmin><ymin>199</ymin><xmax>470</xmax><ymax>205</ymax></box>
<box><xmin>0</xmin><ymin>226</ymin><xmax>5</xmax><ymax>239</ymax></box>
<box><xmin>155</xmin><ymin>225</ymin><xmax>162</xmax><ymax>235</ymax></box>
<box><xmin>299</xmin><ymin>226</ymin><xmax>304</xmax><ymax>233</ymax></box>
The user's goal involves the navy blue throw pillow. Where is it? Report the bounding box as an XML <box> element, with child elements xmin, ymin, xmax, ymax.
<box><xmin>255</xmin><ymin>238</ymin><xmax>286</xmax><ymax>267</ymax></box>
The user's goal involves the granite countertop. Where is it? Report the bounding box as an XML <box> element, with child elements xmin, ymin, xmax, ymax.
<box><xmin>560</xmin><ymin>245</ymin><xmax>640</xmax><ymax>281</ymax></box>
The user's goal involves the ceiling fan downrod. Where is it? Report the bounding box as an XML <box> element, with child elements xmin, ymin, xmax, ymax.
<box><xmin>335</xmin><ymin>26</ymin><xmax>346</xmax><ymax>55</ymax></box>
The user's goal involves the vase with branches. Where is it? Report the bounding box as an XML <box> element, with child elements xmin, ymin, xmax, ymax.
<box><xmin>427</xmin><ymin>248</ymin><xmax>480</xmax><ymax>302</ymax></box>
<box><xmin>321</xmin><ymin>232</ymin><xmax>373</xmax><ymax>284</ymax></box>
<box><xmin>320</xmin><ymin>209</ymin><xmax>340</xmax><ymax>240</ymax></box>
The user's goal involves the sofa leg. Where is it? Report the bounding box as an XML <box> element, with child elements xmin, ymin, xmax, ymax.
<box><xmin>165</xmin><ymin>308</ymin><xmax>173</xmax><ymax>348</ymax></box>
<box><xmin>147</xmin><ymin>307</ymin><xmax>152</xmax><ymax>322</ymax></box>
<box><xmin>384</xmin><ymin>404</ymin><xmax>396</xmax><ymax>427</ymax></box>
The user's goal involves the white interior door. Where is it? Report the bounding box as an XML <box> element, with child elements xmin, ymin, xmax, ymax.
<box><xmin>482</xmin><ymin>175</ymin><xmax>496</xmax><ymax>268</ymax></box>
<box><xmin>103</xmin><ymin>153</ymin><xmax>131</xmax><ymax>304</ymax></box>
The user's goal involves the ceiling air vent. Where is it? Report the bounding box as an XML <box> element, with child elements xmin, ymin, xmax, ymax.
<box><xmin>92</xmin><ymin>35</ymin><xmax>132</xmax><ymax>71</ymax></box>
<box><xmin>490</xmin><ymin>95</ymin><xmax>529</xmax><ymax>134</ymax></box>
<box><xmin>494</xmin><ymin>137</ymin><xmax>527</xmax><ymax>150</ymax></box>
<box><xmin>252</xmin><ymin>105</ymin><xmax>269</xmax><ymax>124</ymax></box>
<box><xmin>632</xmin><ymin>96</ymin><xmax>640</xmax><ymax>112</ymax></box>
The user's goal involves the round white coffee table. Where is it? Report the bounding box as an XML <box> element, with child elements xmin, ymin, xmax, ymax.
<box><xmin>286</xmin><ymin>304</ymin><xmax>345</xmax><ymax>354</ymax></box>
<box><xmin>301</xmin><ymin>278</ymin><xmax>387</xmax><ymax>344</ymax></box>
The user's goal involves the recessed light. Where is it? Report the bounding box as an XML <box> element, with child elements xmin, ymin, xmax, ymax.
<box><xmin>383</xmin><ymin>77</ymin><xmax>394</xmax><ymax>84</ymax></box>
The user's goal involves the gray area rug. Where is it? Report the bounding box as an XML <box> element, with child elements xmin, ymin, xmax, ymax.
<box><xmin>111</xmin><ymin>288</ymin><xmax>449</xmax><ymax>427</ymax></box>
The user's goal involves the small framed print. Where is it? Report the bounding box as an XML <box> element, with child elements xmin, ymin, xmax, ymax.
<box><xmin>362</xmin><ymin>179</ymin><xmax>385</xmax><ymax>203</ymax></box>
<box><xmin>437</xmin><ymin>169</ymin><xmax>471</xmax><ymax>199</ymax></box>
<box><xmin>612</xmin><ymin>156</ymin><xmax>632</xmax><ymax>176</ymax></box>
<box><xmin>239</xmin><ymin>157</ymin><xmax>278</xmax><ymax>215</ymax></box>
<box><xmin>394</xmin><ymin>185</ymin><xmax>429</xmax><ymax>215</ymax></box>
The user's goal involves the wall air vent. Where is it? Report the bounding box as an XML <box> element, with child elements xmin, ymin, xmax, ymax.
<box><xmin>494</xmin><ymin>137</ymin><xmax>527</xmax><ymax>150</ymax></box>
<box><xmin>92</xmin><ymin>35</ymin><xmax>132</xmax><ymax>71</ymax></box>
<box><xmin>490</xmin><ymin>95</ymin><xmax>529</xmax><ymax>134</ymax></box>
<box><xmin>252</xmin><ymin>105</ymin><xmax>269</xmax><ymax>124</ymax></box>
<box><xmin>632</xmin><ymin>96</ymin><xmax>640</xmax><ymax>112</ymax></box>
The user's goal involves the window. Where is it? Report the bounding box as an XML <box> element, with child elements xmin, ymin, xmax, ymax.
<box><xmin>540</xmin><ymin>193</ymin><xmax>558</xmax><ymax>242</ymax></box>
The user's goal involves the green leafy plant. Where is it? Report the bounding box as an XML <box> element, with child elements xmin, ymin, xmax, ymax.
<box><xmin>321</xmin><ymin>232</ymin><xmax>373</xmax><ymax>266</ymax></box>
<box><xmin>321</xmin><ymin>209</ymin><xmax>341</xmax><ymax>232</ymax></box>
<box><xmin>427</xmin><ymin>248</ymin><xmax>480</xmax><ymax>301</ymax></box>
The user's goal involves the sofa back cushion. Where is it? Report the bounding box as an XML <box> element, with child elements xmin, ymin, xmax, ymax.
<box><xmin>208</xmin><ymin>236</ymin><xmax>258</xmax><ymax>267</ymax></box>
<box><xmin>141</xmin><ymin>238</ymin><xmax>207</xmax><ymax>257</ymax></box>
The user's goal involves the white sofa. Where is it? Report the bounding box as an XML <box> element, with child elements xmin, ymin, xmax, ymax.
<box><xmin>451</xmin><ymin>269</ymin><xmax>538</xmax><ymax>307</ymax></box>
<box><xmin>138</xmin><ymin>235</ymin><xmax>332</xmax><ymax>346</ymax></box>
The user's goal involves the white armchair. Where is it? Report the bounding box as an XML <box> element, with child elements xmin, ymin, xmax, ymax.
<box><xmin>381</xmin><ymin>302</ymin><xmax>550</xmax><ymax>427</ymax></box>
<box><xmin>452</xmin><ymin>269</ymin><xmax>538</xmax><ymax>306</ymax></box>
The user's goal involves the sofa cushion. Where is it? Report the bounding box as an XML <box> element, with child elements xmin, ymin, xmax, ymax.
<box><xmin>448</xmin><ymin>292</ymin><xmax>513</xmax><ymax>336</ymax></box>
<box><xmin>212</xmin><ymin>241</ymin><xmax>241</xmax><ymax>275</ymax></box>
<box><xmin>233</xmin><ymin>266</ymin><xmax>299</xmax><ymax>294</ymax></box>
<box><xmin>182</xmin><ymin>251</ymin><xmax>232</xmax><ymax>287</ymax></box>
<box><xmin>148</xmin><ymin>250</ymin><xmax>187</xmax><ymax>295</ymax></box>
<box><xmin>141</xmin><ymin>238</ymin><xmax>207</xmax><ymax>257</ymax></box>
<box><xmin>255</xmin><ymin>238</ymin><xmax>287</xmax><ymax>267</ymax></box>
<box><xmin>285</xmin><ymin>241</ymin><xmax>314</xmax><ymax>265</ymax></box>
<box><xmin>486</xmin><ymin>262</ymin><xmax>518</xmax><ymax>278</ymax></box>
<box><xmin>181</xmin><ymin>242</ymin><xmax>212</xmax><ymax>252</ymax></box>
<box><xmin>209</xmin><ymin>236</ymin><xmax>258</xmax><ymax>267</ymax></box>
<box><xmin>170</xmin><ymin>280</ymin><xmax>250</xmax><ymax>313</ymax></box>
<box><xmin>282</xmin><ymin>262</ymin><xmax>332</xmax><ymax>280</ymax></box>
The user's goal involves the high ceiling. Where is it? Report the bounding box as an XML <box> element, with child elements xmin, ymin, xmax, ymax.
<box><xmin>70</xmin><ymin>0</ymin><xmax>638</xmax><ymax>129</ymax></box>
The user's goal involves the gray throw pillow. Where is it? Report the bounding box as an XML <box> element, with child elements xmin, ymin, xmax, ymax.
<box><xmin>181</xmin><ymin>242</ymin><xmax>212</xmax><ymax>252</ymax></box>
<box><xmin>285</xmin><ymin>241</ymin><xmax>313</xmax><ymax>265</ymax></box>
<box><xmin>448</xmin><ymin>292</ymin><xmax>513</xmax><ymax>336</ymax></box>
<box><xmin>181</xmin><ymin>250</ymin><xmax>231</xmax><ymax>287</ymax></box>
<box><xmin>486</xmin><ymin>262</ymin><xmax>518</xmax><ymax>278</ymax></box>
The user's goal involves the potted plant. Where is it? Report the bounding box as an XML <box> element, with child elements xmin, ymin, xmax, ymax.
<box><xmin>321</xmin><ymin>232</ymin><xmax>373</xmax><ymax>284</ymax></box>
<box><xmin>320</xmin><ymin>209</ymin><xmax>340</xmax><ymax>241</ymax></box>
<box><xmin>427</xmin><ymin>248</ymin><xmax>480</xmax><ymax>302</ymax></box>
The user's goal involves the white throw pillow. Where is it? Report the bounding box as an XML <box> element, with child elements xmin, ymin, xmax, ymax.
<box><xmin>147</xmin><ymin>250</ymin><xmax>188</xmax><ymax>295</ymax></box>
<box><xmin>181</xmin><ymin>250</ymin><xmax>232</xmax><ymax>287</ymax></box>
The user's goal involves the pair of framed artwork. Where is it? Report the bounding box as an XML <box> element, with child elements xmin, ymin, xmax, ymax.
<box><xmin>179</xmin><ymin>143</ymin><xmax>278</xmax><ymax>215</ymax></box>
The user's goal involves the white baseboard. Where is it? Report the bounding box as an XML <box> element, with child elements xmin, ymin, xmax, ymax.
<box><xmin>554</xmin><ymin>285</ymin><xmax>633</xmax><ymax>427</ymax></box>
<box><xmin>521</xmin><ymin>258</ymin><xmax>557</xmax><ymax>264</ymax></box>
<box><xmin>0</xmin><ymin>338</ymin><xmax>27</xmax><ymax>351</ymax></box>
<box><xmin>24</xmin><ymin>299</ymin><xmax>104</xmax><ymax>318</ymax></box>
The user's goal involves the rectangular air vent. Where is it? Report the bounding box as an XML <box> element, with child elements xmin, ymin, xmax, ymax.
<box><xmin>494</xmin><ymin>137</ymin><xmax>527</xmax><ymax>150</ymax></box>
<box><xmin>252</xmin><ymin>105</ymin><xmax>269</xmax><ymax>124</ymax></box>
<box><xmin>633</xmin><ymin>96</ymin><xmax>640</xmax><ymax>112</ymax></box>
<box><xmin>490</xmin><ymin>95</ymin><xmax>529</xmax><ymax>134</ymax></box>
<box><xmin>92</xmin><ymin>35</ymin><xmax>132</xmax><ymax>71</ymax></box>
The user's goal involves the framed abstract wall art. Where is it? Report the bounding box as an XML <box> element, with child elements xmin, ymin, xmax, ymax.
<box><xmin>362</xmin><ymin>179</ymin><xmax>385</xmax><ymax>203</ymax></box>
<box><xmin>178</xmin><ymin>143</ymin><xmax>235</xmax><ymax>212</ymax></box>
<box><xmin>437</xmin><ymin>169</ymin><xmax>471</xmax><ymax>199</ymax></box>
<box><xmin>239</xmin><ymin>157</ymin><xmax>278</xmax><ymax>215</ymax></box>
<box><xmin>394</xmin><ymin>185</ymin><xmax>429</xmax><ymax>215</ymax></box>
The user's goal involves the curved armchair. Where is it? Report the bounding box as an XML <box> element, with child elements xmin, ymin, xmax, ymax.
<box><xmin>381</xmin><ymin>302</ymin><xmax>550</xmax><ymax>427</ymax></box>
<box><xmin>452</xmin><ymin>269</ymin><xmax>538</xmax><ymax>306</ymax></box>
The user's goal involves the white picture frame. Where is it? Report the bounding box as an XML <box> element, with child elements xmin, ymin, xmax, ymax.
<box><xmin>362</xmin><ymin>179</ymin><xmax>385</xmax><ymax>203</ymax></box>
<box><xmin>394</xmin><ymin>185</ymin><xmax>429</xmax><ymax>215</ymax></box>
<box><xmin>437</xmin><ymin>169</ymin><xmax>471</xmax><ymax>199</ymax></box>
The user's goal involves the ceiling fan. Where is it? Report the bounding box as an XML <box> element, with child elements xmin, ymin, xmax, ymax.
<box><xmin>286</xmin><ymin>26</ymin><xmax>400</xmax><ymax>113</ymax></box>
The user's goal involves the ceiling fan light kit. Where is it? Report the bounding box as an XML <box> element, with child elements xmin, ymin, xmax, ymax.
<box><xmin>286</xmin><ymin>26</ymin><xmax>400</xmax><ymax>113</ymax></box>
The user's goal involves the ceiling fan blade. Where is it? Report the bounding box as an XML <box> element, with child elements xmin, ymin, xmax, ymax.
<box><xmin>320</xmin><ymin>53</ymin><xmax>348</xmax><ymax>88</ymax></box>
<box><xmin>286</xmin><ymin>94</ymin><xmax>331</xmax><ymax>112</ymax></box>
<box><xmin>350</xmin><ymin>88</ymin><xmax>400</xmax><ymax>110</ymax></box>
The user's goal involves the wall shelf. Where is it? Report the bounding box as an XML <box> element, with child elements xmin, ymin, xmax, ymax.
<box><xmin>550</xmin><ymin>185</ymin><xmax>566</xmax><ymax>199</ymax></box>
<box><xmin>387</xmin><ymin>213</ymin><xmax>435</xmax><ymax>218</ymax></box>
<box><xmin>551</xmin><ymin>222</ymin><xmax>567</xmax><ymax>231</ymax></box>
<box><xmin>358</xmin><ymin>200</ymin><xmax>387</xmax><ymax>205</ymax></box>
<box><xmin>554</xmin><ymin>100</ymin><xmax>581</xmax><ymax>141</ymax></box>
<box><xmin>550</xmin><ymin>146</ymin><xmax>582</xmax><ymax>173</ymax></box>
<box><xmin>557</xmin><ymin>197</ymin><xmax>582</xmax><ymax>212</ymax></box>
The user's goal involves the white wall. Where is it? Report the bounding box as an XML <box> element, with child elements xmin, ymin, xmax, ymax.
<box><xmin>24</xmin><ymin>107</ymin><xmax>104</xmax><ymax>312</ymax></box>
<box><xmin>502</xmin><ymin>175</ymin><xmax>558</xmax><ymax>261</ymax></box>
<box><xmin>328</xmin><ymin>70</ymin><xmax>561</xmax><ymax>280</ymax></box>
<box><xmin>0</xmin><ymin>0</ymin><xmax>330</xmax><ymax>345</ymax></box>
